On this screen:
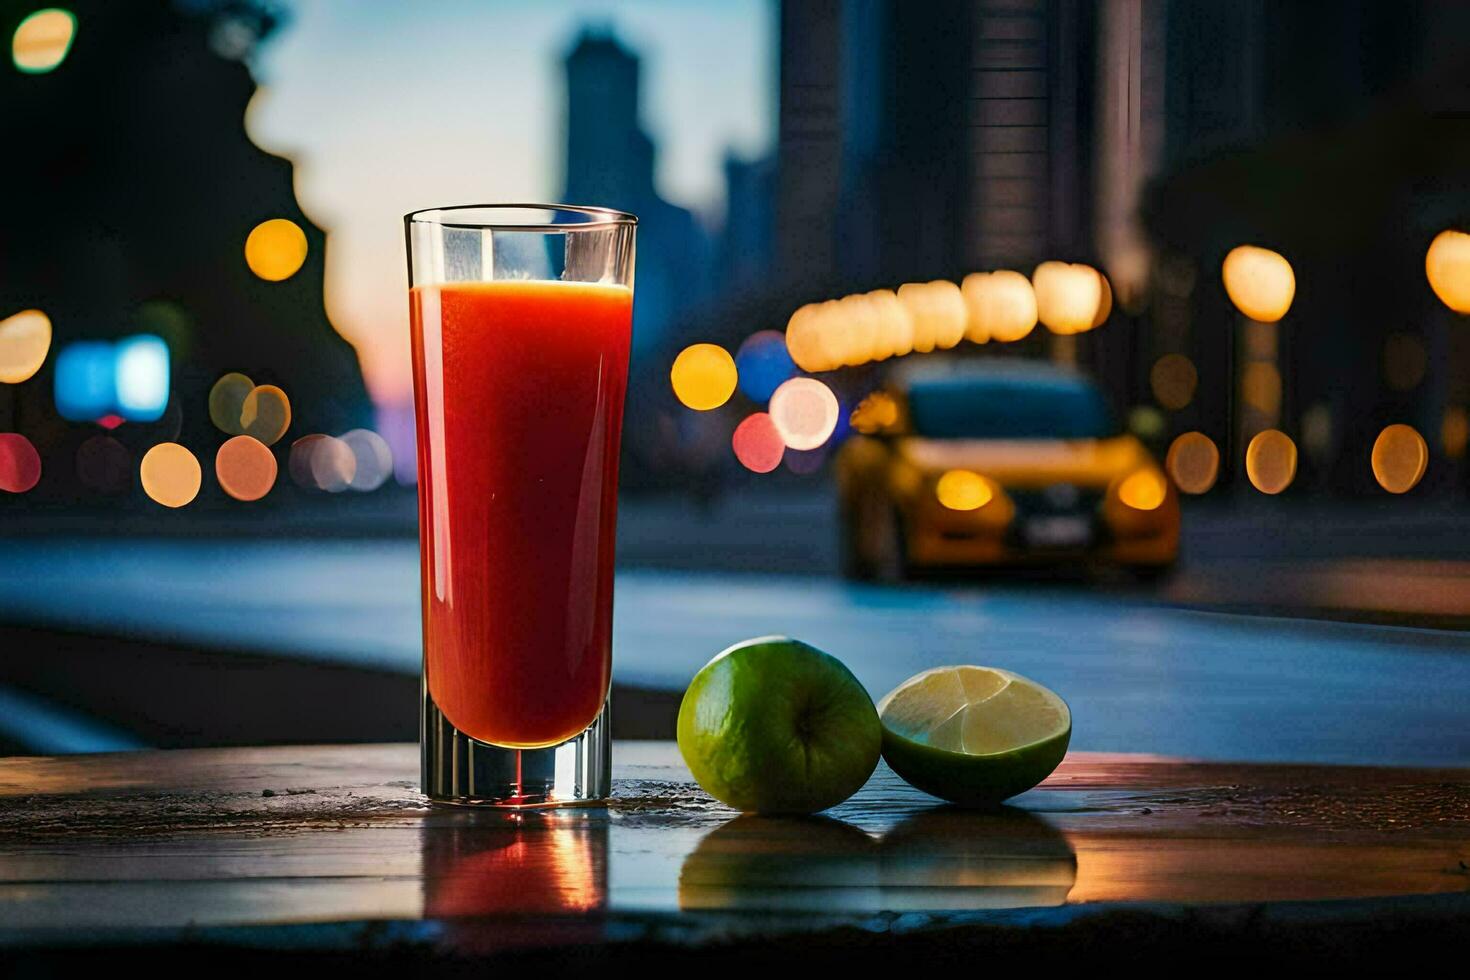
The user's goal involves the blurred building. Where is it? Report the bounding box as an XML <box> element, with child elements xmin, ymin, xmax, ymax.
<box><xmin>562</xmin><ymin>27</ymin><xmax>714</xmax><ymax>361</ymax></box>
<box><xmin>774</xmin><ymin>0</ymin><xmax>1095</xmax><ymax>292</ymax></box>
<box><xmin>752</xmin><ymin>0</ymin><xmax>1470</xmax><ymax>496</ymax></box>
<box><xmin>717</xmin><ymin>150</ymin><xmax>777</xmax><ymax>298</ymax></box>
<box><xmin>1141</xmin><ymin>0</ymin><xmax>1470</xmax><ymax>493</ymax></box>
<box><xmin>0</xmin><ymin>0</ymin><xmax>369</xmax><ymax>505</ymax></box>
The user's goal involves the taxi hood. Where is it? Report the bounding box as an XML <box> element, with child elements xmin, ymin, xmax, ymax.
<box><xmin>897</xmin><ymin>435</ymin><xmax>1152</xmax><ymax>488</ymax></box>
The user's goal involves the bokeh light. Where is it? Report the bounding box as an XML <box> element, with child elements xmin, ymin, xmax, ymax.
<box><xmin>864</xmin><ymin>289</ymin><xmax>915</xmax><ymax>361</ymax></box>
<box><xmin>0</xmin><ymin>433</ymin><xmax>42</xmax><ymax>493</ymax></box>
<box><xmin>52</xmin><ymin>336</ymin><xmax>170</xmax><ymax>422</ymax></box>
<box><xmin>671</xmin><ymin>343</ymin><xmax>737</xmax><ymax>411</ymax></box>
<box><xmin>52</xmin><ymin>341</ymin><xmax>114</xmax><ymax>421</ymax></box>
<box><xmin>113</xmin><ymin>334</ymin><xmax>169</xmax><ymax>421</ymax></box>
<box><xmin>896</xmin><ymin>281</ymin><xmax>967</xmax><ymax>353</ymax></box>
<box><xmin>1301</xmin><ymin>403</ymin><xmax>1334</xmax><ymax>463</ymax></box>
<box><xmin>1091</xmin><ymin>270</ymin><xmax>1114</xmax><ymax>328</ymax></box>
<box><xmin>1126</xmin><ymin>405</ymin><xmax>1166</xmax><ymax>440</ymax></box>
<box><xmin>139</xmin><ymin>442</ymin><xmax>201</xmax><ymax>508</ymax></box>
<box><xmin>240</xmin><ymin>384</ymin><xmax>291</xmax><ymax>445</ymax></box>
<box><xmin>784</xmin><ymin>301</ymin><xmax>840</xmax><ymax>373</ymax></box>
<box><xmin>936</xmin><ymin>469</ymin><xmax>992</xmax><ymax>511</ymax></box>
<box><xmin>1425</xmin><ymin>229</ymin><xmax>1470</xmax><ymax>313</ymax></box>
<box><xmin>1383</xmin><ymin>332</ymin><xmax>1427</xmax><ymax>391</ymax></box>
<box><xmin>339</xmin><ymin>428</ymin><xmax>393</xmax><ymax>491</ymax></box>
<box><xmin>245</xmin><ymin>218</ymin><xmax>309</xmax><ymax>281</ymax></box>
<box><xmin>1032</xmin><ymin>261</ymin><xmax>1106</xmax><ymax>335</ymax></box>
<box><xmin>767</xmin><ymin>376</ymin><xmax>839</xmax><ymax>450</ymax></box>
<box><xmin>1444</xmin><ymin>406</ymin><xmax>1469</xmax><ymax>459</ymax></box>
<box><xmin>75</xmin><ymin>435</ymin><xmax>130</xmax><ymax>495</ymax></box>
<box><xmin>1371</xmin><ymin>424</ymin><xmax>1428</xmax><ymax>494</ymax></box>
<box><xmin>1221</xmin><ymin>245</ymin><xmax>1295</xmax><ymax>322</ymax></box>
<box><xmin>1165</xmin><ymin>431</ymin><xmax>1220</xmax><ymax>495</ymax></box>
<box><xmin>133</xmin><ymin>299</ymin><xmax>193</xmax><ymax>360</ymax></box>
<box><xmin>1241</xmin><ymin>361</ymin><xmax>1282</xmax><ymax>417</ymax></box>
<box><xmin>1117</xmin><ymin>469</ymin><xmax>1167</xmax><ymax>511</ymax></box>
<box><xmin>1245</xmin><ymin>429</ymin><xmax>1297</xmax><ymax>495</ymax></box>
<box><xmin>208</xmin><ymin>372</ymin><xmax>255</xmax><ymax>435</ymax></box>
<box><xmin>960</xmin><ymin>270</ymin><xmax>1037</xmax><ymax>343</ymax></box>
<box><xmin>0</xmin><ymin>309</ymin><xmax>52</xmax><ymax>383</ymax></box>
<box><xmin>289</xmin><ymin>434</ymin><xmax>356</xmax><ymax>492</ymax></box>
<box><xmin>216</xmin><ymin>435</ymin><xmax>278</xmax><ymax>502</ymax></box>
<box><xmin>11</xmin><ymin>8</ymin><xmax>75</xmax><ymax>74</ymax></box>
<box><xmin>850</xmin><ymin>391</ymin><xmax>900</xmax><ymax>435</ymax></box>
<box><xmin>785</xmin><ymin>446</ymin><xmax>827</xmax><ymax>475</ymax></box>
<box><xmin>1150</xmin><ymin>353</ymin><xmax>1197</xmax><ymax>410</ymax></box>
<box><xmin>731</xmin><ymin>413</ymin><xmax>784</xmax><ymax>473</ymax></box>
<box><xmin>734</xmin><ymin>330</ymin><xmax>796</xmax><ymax>402</ymax></box>
<box><xmin>835</xmin><ymin>293</ymin><xmax>878</xmax><ymax>365</ymax></box>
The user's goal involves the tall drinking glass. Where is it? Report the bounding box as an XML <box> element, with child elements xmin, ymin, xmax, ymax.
<box><xmin>406</xmin><ymin>204</ymin><xmax>636</xmax><ymax>806</ymax></box>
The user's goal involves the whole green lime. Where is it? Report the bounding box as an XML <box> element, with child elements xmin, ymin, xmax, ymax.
<box><xmin>677</xmin><ymin>636</ymin><xmax>881</xmax><ymax>814</ymax></box>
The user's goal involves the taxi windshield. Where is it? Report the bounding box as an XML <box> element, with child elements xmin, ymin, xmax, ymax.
<box><xmin>906</xmin><ymin>374</ymin><xmax>1119</xmax><ymax>440</ymax></box>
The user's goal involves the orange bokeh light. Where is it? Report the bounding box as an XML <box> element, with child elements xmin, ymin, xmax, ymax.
<box><xmin>140</xmin><ymin>442</ymin><xmax>202</xmax><ymax>508</ymax></box>
<box><xmin>1371</xmin><ymin>424</ymin><xmax>1428</xmax><ymax>495</ymax></box>
<box><xmin>240</xmin><ymin>384</ymin><xmax>292</xmax><ymax>445</ymax></box>
<box><xmin>1165</xmin><ymin>432</ymin><xmax>1220</xmax><ymax>495</ymax></box>
<box><xmin>1222</xmin><ymin>245</ymin><xmax>1295</xmax><ymax>322</ymax></box>
<box><xmin>216</xmin><ymin>435</ymin><xmax>278</xmax><ymax>502</ymax></box>
<box><xmin>1245</xmin><ymin>430</ymin><xmax>1297</xmax><ymax>495</ymax></box>
<box><xmin>245</xmin><ymin>218</ymin><xmax>309</xmax><ymax>281</ymax></box>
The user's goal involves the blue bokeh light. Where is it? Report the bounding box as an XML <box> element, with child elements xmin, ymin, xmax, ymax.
<box><xmin>735</xmin><ymin>330</ymin><xmax>797</xmax><ymax>403</ymax></box>
<box><xmin>54</xmin><ymin>335</ymin><xmax>170</xmax><ymax>422</ymax></box>
<box><xmin>54</xmin><ymin>342</ymin><xmax>116</xmax><ymax>421</ymax></box>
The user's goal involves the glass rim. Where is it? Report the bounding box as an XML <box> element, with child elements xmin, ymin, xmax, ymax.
<box><xmin>404</xmin><ymin>202</ymin><xmax>638</xmax><ymax>232</ymax></box>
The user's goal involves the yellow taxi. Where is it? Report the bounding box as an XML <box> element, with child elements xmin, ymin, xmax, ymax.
<box><xmin>836</xmin><ymin>361</ymin><xmax>1178</xmax><ymax>580</ymax></box>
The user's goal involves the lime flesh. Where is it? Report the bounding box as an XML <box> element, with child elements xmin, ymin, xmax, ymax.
<box><xmin>878</xmin><ymin>666</ymin><xmax>1071</xmax><ymax>807</ymax></box>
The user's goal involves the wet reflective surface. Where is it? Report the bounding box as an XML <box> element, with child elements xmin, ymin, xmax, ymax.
<box><xmin>0</xmin><ymin>742</ymin><xmax>1466</xmax><ymax>940</ymax></box>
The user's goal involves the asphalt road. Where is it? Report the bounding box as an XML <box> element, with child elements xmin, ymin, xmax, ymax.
<box><xmin>0</xmin><ymin>536</ymin><xmax>1467</xmax><ymax>766</ymax></box>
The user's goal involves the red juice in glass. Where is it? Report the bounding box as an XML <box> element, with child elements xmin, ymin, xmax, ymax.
<box><xmin>410</xmin><ymin>279</ymin><xmax>632</xmax><ymax>749</ymax></box>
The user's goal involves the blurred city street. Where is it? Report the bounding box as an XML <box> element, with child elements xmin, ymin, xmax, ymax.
<box><xmin>2</xmin><ymin>489</ymin><xmax>1468</xmax><ymax>765</ymax></box>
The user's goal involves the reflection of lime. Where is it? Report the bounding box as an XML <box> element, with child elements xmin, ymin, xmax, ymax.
<box><xmin>879</xmin><ymin>806</ymin><xmax>1076</xmax><ymax>909</ymax></box>
<box><xmin>677</xmin><ymin>636</ymin><xmax>881</xmax><ymax>814</ymax></box>
<box><xmin>878</xmin><ymin>666</ymin><xmax>1070</xmax><ymax>807</ymax></box>
<box><xmin>678</xmin><ymin>815</ymin><xmax>875</xmax><ymax>911</ymax></box>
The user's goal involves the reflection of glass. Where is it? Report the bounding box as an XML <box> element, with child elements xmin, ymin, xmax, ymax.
<box><xmin>407</xmin><ymin>205</ymin><xmax>636</xmax><ymax>806</ymax></box>
<box><xmin>678</xmin><ymin>808</ymin><xmax>1075</xmax><ymax>913</ymax></box>
<box><xmin>423</xmin><ymin>809</ymin><xmax>609</xmax><ymax>916</ymax></box>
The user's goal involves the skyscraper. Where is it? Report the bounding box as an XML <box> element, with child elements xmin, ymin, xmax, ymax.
<box><xmin>562</xmin><ymin>27</ymin><xmax>713</xmax><ymax>360</ymax></box>
<box><xmin>773</xmin><ymin>0</ymin><xmax>1095</xmax><ymax>291</ymax></box>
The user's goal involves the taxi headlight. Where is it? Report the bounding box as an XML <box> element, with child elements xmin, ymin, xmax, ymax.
<box><xmin>936</xmin><ymin>469</ymin><xmax>994</xmax><ymax>511</ymax></box>
<box><xmin>1116</xmin><ymin>469</ymin><xmax>1168</xmax><ymax>511</ymax></box>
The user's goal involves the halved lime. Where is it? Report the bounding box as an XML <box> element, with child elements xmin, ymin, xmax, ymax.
<box><xmin>878</xmin><ymin>666</ymin><xmax>1071</xmax><ymax>807</ymax></box>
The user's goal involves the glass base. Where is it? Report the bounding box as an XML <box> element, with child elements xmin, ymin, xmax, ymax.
<box><xmin>421</xmin><ymin>686</ymin><xmax>611</xmax><ymax>807</ymax></box>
